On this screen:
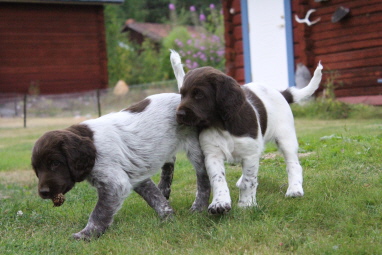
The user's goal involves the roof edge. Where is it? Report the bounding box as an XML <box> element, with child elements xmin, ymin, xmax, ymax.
<box><xmin>0</xmin><ymin>0</ymin><xmax>123</xmax><ymax>5</ymax></box>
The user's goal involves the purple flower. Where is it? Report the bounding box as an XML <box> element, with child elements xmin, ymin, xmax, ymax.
<box><xmin>169</xmin><ymin>3</ymin><xmax>175</xmax><ymax>10</ymax></box>
<box><xmin>175</xmin><ymin>39</ymin><xmax>183</xmax><ymax>47</ymax></box>
<box><xmin>199</xmin><ymin>13</ymin><xmax>206</xmax><ymax>21</ymax></box>
<box><xmin>212</xmin><ymin>35</ymin><xmax>220</xmax><ymax>42</ymax></box>
<box><xmin>210</xmin><ymin>4</ymin><xmax>215</xmax><ymax>9</ymax></box>
<box><xmin>186</xmin><ymin>60</ymin><xmax>192</xmax><ymax>68</ymax></box>
<box><xmin>217</xmin><ymin>49</ymin><xmax>225</xmax><ymax>57</ymax></box>
<box><xmin>190</xmin><ymin>6</ymin><xmax>196</xmax><ymax>12</ymax></box>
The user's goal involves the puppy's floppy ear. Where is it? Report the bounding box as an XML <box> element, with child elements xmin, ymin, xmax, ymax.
<box><xmin>214</xmin><ymin>73</ymin><xmax>246</xmax><ymax>122</ymax></box>
<box><xmin>62</xmin><ymin>133</ymin><xmax>96</xmax><ymax>182</ymax></box>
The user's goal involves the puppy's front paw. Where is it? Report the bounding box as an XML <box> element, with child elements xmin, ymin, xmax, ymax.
<box><xmin>72</xmin><ymin>226</ymin><xmax>104</xmax><ymax>241</ymax></box>
<box><xmin>158</xmin><ymin>206</ymin><xmax>174</xmax><ymax>220</ymax></box>
<box><xmin>208</xmin><ymin>201</ymin><xmax>231</xmax><ymax>215</ymax></box>
<box><xmin>73</xmin><ymin>232</ymin><xmax>92</xmax><ymax>241</ymax></box>
<box><xmin>285</xmin><ymin>184</ymin><xmax>304</xmax><ymax>197</ymax></box>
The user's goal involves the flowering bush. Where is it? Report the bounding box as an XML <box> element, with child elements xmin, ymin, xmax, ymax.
<box><xmin>105</xmin><ymin>2</ymin><xmax>224</xmax><ymax>86</ymax></box>
<box><xmin>165</xmin><ymin>3</ymin><xmax>225</xmax><ymax>71</ymax></box>
<box><xmin>174</xmin><ymin>34</ymin><xmax>224</xmax><ymax>70</ymax></box>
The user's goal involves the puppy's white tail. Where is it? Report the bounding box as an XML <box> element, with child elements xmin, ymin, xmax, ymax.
<box><xmin>283</xmin><ymin>62</ymin><xmax>323</xmax><ymax>104</ymax></box>
<box><xmin>170</xmin><ymin>49</ymin><xmax>185</xmax><ymax>92</ymax></box>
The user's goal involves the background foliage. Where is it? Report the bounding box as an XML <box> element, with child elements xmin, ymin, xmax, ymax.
<box><xmin>104</xmin><ymin>0</ymin><xmax>223</xmax><ymax>87</ymax></box>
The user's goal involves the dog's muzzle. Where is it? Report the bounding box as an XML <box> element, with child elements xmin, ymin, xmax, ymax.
<box><xmin>176</xmin><ymin>109</ymin><xmax>187</xmax><ymax>124</ymax></box>
<box><xmin>176</xmin><ymin>107</ymin><xmax>198</xmax><ymax>126</ymax></box>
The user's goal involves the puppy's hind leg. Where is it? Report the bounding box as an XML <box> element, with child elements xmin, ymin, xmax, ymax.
<box><xmin>276</xmin><ymin>134</ymin><xmax>304</xmax><ymax>197</ymax></box>
<box><xmin>158</xmin><ymin>157</ymin><xmax>176</xmax><ymax>199</ymax></box>
<box><xmin>185</xmin><ymin>135</ymin><xmax>211</xmax><ymax>212</ymax></box>
<box><xmin>135</xmin><ymin>178</ymin><xmax>174</xmax><ymax>219</ymax></box>
<box><xmin>236</xmin><ymin>155</ymin><xmax>260</xmax><ymax>207</ymax></box>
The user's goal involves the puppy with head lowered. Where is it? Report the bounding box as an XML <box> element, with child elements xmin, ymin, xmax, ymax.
<box><xmin>170</xmin><ymin>52</ymin><xmax>322</xmax><ymax>214</ymax></box>
<box><xmin>31</xmin><ymin>53</ymin><xmax>210</xmax><ymax>240</ymax></box>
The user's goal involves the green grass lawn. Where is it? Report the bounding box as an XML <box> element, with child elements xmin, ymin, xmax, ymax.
<box><xmin>0</xmin><ymin>117</ymin><xmax>381</xmax><ymax>254</ymax></box>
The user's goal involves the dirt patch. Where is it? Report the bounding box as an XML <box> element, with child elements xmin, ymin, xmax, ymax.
<box><xmin>0</xmin><ymin>117</ymin><xmax>87</xmax><ymax>129</ymax></box>
<box><xmin>262</xmin><ymin>152</ymin><xmax>314</xmax><ymax>160</ymax></box>
<box><xmin>0</xmin><ymin>169</ymin><xmax>37</xmax><ymax>186</ymax></box>
<box><xmin>0</xmin><ymin>170</ymin><xmax>37</xmax><ymax>200</ymax></box>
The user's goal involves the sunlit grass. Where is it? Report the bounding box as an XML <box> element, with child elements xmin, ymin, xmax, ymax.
<box><xmin>0</xmin><ymin>117</ymin><xmax>381</xmax><ymax>254</ymax></box>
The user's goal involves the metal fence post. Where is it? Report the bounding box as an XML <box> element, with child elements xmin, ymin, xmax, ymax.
<box><xmin>23</xmin><ymin>94</ymin><xmax>27</xmax><ymax>128</ymax></box>
<box><xmin>97</xmin><ymin>89</ymin><xmax>101</xmax><ymax>117</ymax></box>
<box><xmin>14</xmin><ymin>97</ymin><xmax>18</xmax><ymax>116</ymax></box>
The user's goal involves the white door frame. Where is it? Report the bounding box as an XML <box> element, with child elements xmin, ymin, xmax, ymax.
<box><xmin>241</xmin><ymin>0</ymin><xmax>295</xmax><ymax>87</ymax></box>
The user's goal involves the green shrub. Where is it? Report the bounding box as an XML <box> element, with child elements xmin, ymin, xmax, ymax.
<box><xmin>165</xmin><ymin>4</ymin><xmax>225</xmax><ymax>71</ymax></box>
<box><xmin>291</xmin><ymin>99</ymin><xmax>382</xmax><ymax>120</ymax></box>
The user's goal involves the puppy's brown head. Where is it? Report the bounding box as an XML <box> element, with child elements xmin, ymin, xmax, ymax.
<box><xmin>176</xmin><ymin>66</ymin><xmax>247</xmax><ymax>130</ymax></box>
<box><xmin>31</xmin><ymin>124</ymin><xmax>96</xmax><ymax>201</ymax></box>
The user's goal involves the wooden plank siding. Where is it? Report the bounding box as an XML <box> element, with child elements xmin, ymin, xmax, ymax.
<box><xmin>0</xmin><ymin>2</ymin><xmax>108</xmax><ymax>94</ymax></box>
<box><xmin>223</xmin><ymin>0</ymin><xmax>382</xmax><ymax>104</ymax></box>
<box><xmin>292</xmin><ymin>0</ymin><xmax>382</xmax><ymax>100</ymax></box>
<box><xmin>223</xmin><ymin>0</ymin><xmax>245</xmax><ymax>84</ymax></box>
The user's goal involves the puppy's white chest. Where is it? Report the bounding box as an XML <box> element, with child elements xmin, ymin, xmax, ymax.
<box><xmin>200</xmin><ymin>128</ymin><xmax>261</xmax><ymax>162</ymax></box>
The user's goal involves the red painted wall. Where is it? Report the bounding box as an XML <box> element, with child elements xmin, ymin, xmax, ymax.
<box><xmin>0</xmin><ymin>2</ymin><xmax>108</xmax><ymax>94</ymax></box>
<box><xmin>223</xmin><ymin>0</ymin><xmax>245</xmax><ymax>84</ymax></box>
<box><xmin>223</xmin><ymin>0</ymin><xmax>382</xmax><ymax>103</ymax></box>
<box><xmin>292</xmin><ymin>0</ymin><xmax>382</xmax><ymax>98</ymax></box>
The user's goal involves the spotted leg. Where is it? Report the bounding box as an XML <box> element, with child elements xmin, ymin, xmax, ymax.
<box><xmin>204</xmin><ymin>154</ymin><xmax>231</xmax><ymax>214</ymax></box>
<box><xmin>158</xmin><ymin>157</ymin><xmax>176</xmax><ymax>200</ymax></box>
<box><xmin>185</xmin><ymin>132</ymin><xmax>211</xmax><ymax>212</ymax></box>
<box><xmin>73</xmin><ymin>174</ymin><xmax>131</xmax><ymax>240</ymax></box>
<box><xmin>135</xmin><ymin>178</ymin><xmax>174</xmax><ymax>219</ymax></box>
<box><xmin>199</xmin><ymin>130</ymin><xmax>231</xmax><ymax>214</ymax></box>
<box><xmin>236</xmin><ymin>156</ymin><xmax>260</xmax><ymax>207</ymax></box>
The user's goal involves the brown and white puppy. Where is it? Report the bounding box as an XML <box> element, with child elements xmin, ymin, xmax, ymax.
<box><xmin>171</xmin><ymin>53</ymin><xmax>322</xmax><ymax>214</ymax></box>
<box><xmin>32</xmin><ymin>92</ymin><xmax>211</xmax><ymax>240</ymax></box>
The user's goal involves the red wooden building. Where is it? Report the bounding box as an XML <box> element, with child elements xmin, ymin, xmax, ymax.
<box><xmin>223</xmin><ymin>0</ymin><xmax>382</xmax><ymax>105</ymax></box>
<box><xmin>0</xmin><ymin>0</ymin><xmax>122</xmax><ymax>95</ymax></box>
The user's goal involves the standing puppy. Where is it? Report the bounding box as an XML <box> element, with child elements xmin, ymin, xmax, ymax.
<box><xmin>32</xmin><ymin>57</ymin><xmax>211</xmax><ymax>240</ymax></box>
<box><xmin>171</xmin><ymin>52</ymin><xmax>322</xmax><ymax>214</ymax></box>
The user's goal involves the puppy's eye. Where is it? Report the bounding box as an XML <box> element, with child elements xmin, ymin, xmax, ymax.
<box><xmin>50</xmin><ymin>160</ymin><xmax>61</xmax><ymax>169</ymax></box>
<box><xmin>193</xmin><ymin>90</ymin><xmax>204</xmax><ymax>100</ymax></box>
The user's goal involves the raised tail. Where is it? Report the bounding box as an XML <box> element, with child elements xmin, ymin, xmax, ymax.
<box><xmin>170</xmin><ymin>49</ymin><xmax>185</xmax><ymax>92</ymax></box>
<box><xmin>282</xmin><ymin>62</ymin><xmax>323</xmax><ymax>104</ymax></box>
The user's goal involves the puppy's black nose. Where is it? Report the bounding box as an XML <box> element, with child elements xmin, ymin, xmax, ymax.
<box><xmin>176</xmin><ymin>109</ymin><xmax>186</xmax><ymax>117</ymax></box>
<box><xmin>39</xmin><ymin>186</ymin><xmax>51</xmax><ymax>198</ymax></box>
